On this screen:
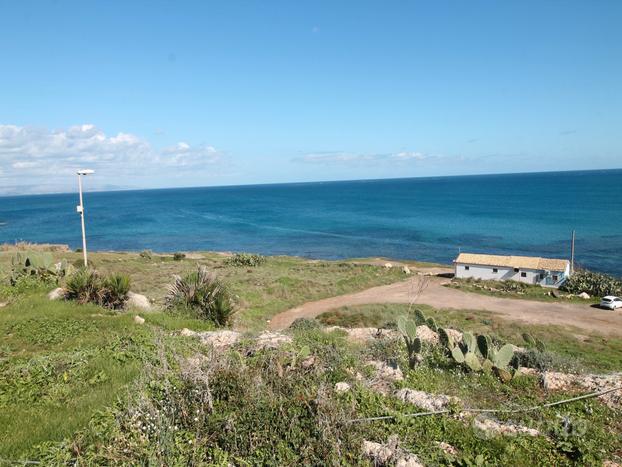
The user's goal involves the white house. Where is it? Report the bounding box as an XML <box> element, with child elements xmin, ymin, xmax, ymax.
<box><xmin>454</xmin><ymin>253</ymin><xmax>571</xmax><ymax>288</ymax></box>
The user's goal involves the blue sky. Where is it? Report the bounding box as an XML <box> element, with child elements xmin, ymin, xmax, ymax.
<box><xmin>0</xmin><ymin>0</ymin><xmax>620</xmax><ymax>194</ymax></box>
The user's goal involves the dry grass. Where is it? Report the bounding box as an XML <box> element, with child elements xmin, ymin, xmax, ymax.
<box><xmin>0</xmin><ymin>241</ymin><xmax>70</xmax><ymax>252</ymax></box>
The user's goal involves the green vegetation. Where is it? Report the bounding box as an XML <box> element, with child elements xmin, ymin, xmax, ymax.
<box><xmin>317</xmin><ymin>303</ymin><xmax>622</xmax><ymax>373</ymax></box>
<box><xmin>396</xmin><ymin>315</ymin><xmax>422</xmax><ymax>369</ymax></box>
<box><xmin>165</xmin><ymin>266</ymin><xmax>234</xmax><ymax>326</ymax></box>
<box><xmin>0</xmin><ymin>249</ymin><xmax>620</xmax><ymax>465</ymax></box>
<box><xmin>224</xmin><ymin>252</ymin><xmax>267</xmax><ymax>267</ymax></box>
<box><xmin>9</xmin><ymin>251</ymin><xmax>73</xmax><ymax>285</ymax></box>
<box><xmin>65</xmin><ymin>269</ymin><xmax>131</xmax><ymax>310</ymax></box>
<box><xmin>561</xmin><ymin>269</ymin><xmax>622</xmax><ymax>297</ymax></box>
<box><xmin>2</xmin><ymin>250</ymin><xmax>405</xmax><ymax>329</ymax></box>
<box><xmin>446</xmin><ymin>278</ymin><xmax>598</xmax><ymax>304</ymax></box>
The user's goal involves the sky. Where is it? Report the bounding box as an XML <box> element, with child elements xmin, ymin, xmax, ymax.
<box><xmin>0</xmin><ymin>0</ymin><xmax>621</xmax><ymax>195</ymax></box>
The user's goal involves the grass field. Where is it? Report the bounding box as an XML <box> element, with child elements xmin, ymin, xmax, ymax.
<box><xmin>317</xmin><ymin>303</ymin><xmax>622</xmax><ymax>373</ymax></box>
<box><xmin>0</xmin><ymin>250</ymin><xmax>407</xmax><ymax>330</ymax></box>
<box><xmin>445</xmin><ymin>278</ymin><xmax>600</xmax><ymax>305</ymax></box>
<box><xmin>0</xmin><ymin>249</ymin><xmax>621</xmax><ymax>464</ymax></box>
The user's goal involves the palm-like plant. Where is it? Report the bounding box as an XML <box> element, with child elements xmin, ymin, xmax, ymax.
<box><xmin>166</xmin><ymin>266</ymin><xmax>234</xmax><ymax>326</ymax></box>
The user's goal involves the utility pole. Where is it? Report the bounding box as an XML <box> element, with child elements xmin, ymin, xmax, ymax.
<box><xmin>76</xmin><ymin>169</ymin><xmax>94</xmax><ymax>267</ymax></box>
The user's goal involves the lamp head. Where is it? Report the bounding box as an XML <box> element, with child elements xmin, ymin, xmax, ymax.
<box><xmin>77</xmin><ymin>169</ymin><xmax>95</xmax><ymax>175</ymax></box>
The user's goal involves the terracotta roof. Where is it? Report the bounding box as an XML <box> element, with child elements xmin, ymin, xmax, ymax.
<box><xmin>454</xmin><ymin>253</ymin><xmax>569</xmax><ymax>271</ymax></box>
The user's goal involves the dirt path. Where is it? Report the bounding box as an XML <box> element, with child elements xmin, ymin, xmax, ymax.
<box><xmin>268</xmin><ymin>276</ymin><xmax>622</xmax><ymax>336</ymax></box>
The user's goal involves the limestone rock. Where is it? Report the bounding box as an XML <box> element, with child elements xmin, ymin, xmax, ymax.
<box><xmin>402</xmin><ymin>265</ymin><xmax>411</xmax><ymax>274</ymax></box>
<box><xmin>47</xmin><ymin>287</ymin><xmax>66</xmax><ymax>300</ymax></box>
<box><xmin>126</xmin><ymin>292</ymin><xmax>152</xmax><ymax>311</ymax></box>
<box><xmin>133</xmin><ymin>315</ymin><xmax>145</xmax><ymax>325</ymax></box>
<box><xmin>367</xmin><ymin>360</ymin><xmax>404</xmax><ymax>383</ymax></box>
<box><xmin>362</xmin><ymin>437</ymin><xmax>423</xmax><ymax>467</ymax></box>
<box><xmin>255</xmin><ymin>331</ymin><xmax>292</xmax><ymax>349</ymax></box>
<box><xmin>383</xmin><ymin>262</ymin><xmax>393</xmax><ymax>269</ymax></box>
<box><xmin>395</xmin><ymin>388</ymin><xmax>457</xmax><ymax>411</ymax></box>
<box><xmin>472</xmin><ymin>416</ymin><xmax>540</xmax><ymax>437</ymax></box>
<box><xmin>578</xmin><ymin>292</ymin><xmax>591</xmax><ymax>299</ymax></box>
<box><xmin>0</xmin><ymin>301</ymin><xmax>8</xmax><ymax>308</ymax></box>
<box><xmin>181</xmin><ymin>329</ymin><xmax>241</xmax><ymax>348</ymax></box>
<box><xmin>335</xmin><ymin>382</ymin><xmax>351</xmax><ymax>393</ymax></box>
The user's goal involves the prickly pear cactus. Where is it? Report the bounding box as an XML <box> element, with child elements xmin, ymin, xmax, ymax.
<box><xmin>414</xmin><ymin>309</ymin><xmax>427</xmax><ymax>326</ymax></box>
<box><xmin>438</xmin><ymin>328</ymin><xmax>454</xmax><ymax>350</ymax></box>
<box><xmin>426</xmin><ymin>317</ymin><xmax>438</xmax><ymax>332</ymax></box>
<box><xmin>493</xmin><ymin>344</ymin><xmax>515</xmax><ymax>369</ymax></box>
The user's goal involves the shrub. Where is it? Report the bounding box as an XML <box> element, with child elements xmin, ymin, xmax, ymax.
<box><xmin>139</xmin><ymin>249</ymin><xmax>153</xmax><ymax>260</ymax></box>
<box><xmin>165</xmin><ymin>266</ymin><xmax>234</xmax><ymax>326</ymax></box>
<box><xmin>65</xmin><ymin>269</ymin><xmax>131</xmax><ymax>310</ymax></box>
<box><xmin>288</xmin><ymin>318</ymin><xmax>322</xmax><ymax>332</ymax></box>
<box><xmin>101</xmin><ymin>274</ymin><xmax>131</xmax><ymax>310</ymax></box>
<box><xmin>173</xmin><ymin>252</ymin><xmax>186</xmax><ymax>261</ymax></box>
<box><xmin>561</xmin><ymin>270</ymin><xmax>622</xmax><ymax>297</ymax></box>
<box><xmin>225</xmin><ymin>253</ymin><xmax>266</xmax><ymax>267</ymax></box>
<box><xmin>65</xmin><ymin>269</ymin><xmax>102</xmax><ymax>305</ymax></box>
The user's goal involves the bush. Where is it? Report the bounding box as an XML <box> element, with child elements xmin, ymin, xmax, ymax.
<box><xmin>65</xmin><ymin>269</ymin><xmax>131</xmax><ymax>310</ymax></box>
<box><xmin>288</xmin><ymin>318</ymin><xmax>322</xmax><ymax>332</ymax></box>
<box><xmin>561</xmin><ymin>270</ymin><xmax>622</xmax><ymax>297</ymax></box>
<box><xmin>225</xmin><ymin>253</ymin><xmax>266</xmax><ymax>267</ymax></box>
<box><xmin>165</xmin><ymin>266</ymin><xmax>234</xmax><ymax>326</ymax></box>
<box><xmin>101</xmin><ymin>274</ymin><xmax>131</xmax><ymax>310</ymax></box>
<box><xmin>139</xmin><ymin>249</ymin><xmax>153</xmax><ymax>260</ymax></box>
<box><xmin>173</xmin><ymin>252</ymin><xmax>186</xmax><ymax>261</ymax></box>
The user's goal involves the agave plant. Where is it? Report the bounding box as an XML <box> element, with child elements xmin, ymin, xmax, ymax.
<box><xmin>166</xmin><ymin>266</ymin><xmax>234</xmax><ymax>326</ymax></box>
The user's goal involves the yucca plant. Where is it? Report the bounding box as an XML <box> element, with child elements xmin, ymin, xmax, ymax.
<box><xmin>101</xmin><ymin>273</ymin><xmax>131</xmax><ymax>310</ymax></box>
<box><xmin>166</xmin><ymin>266</ymin><xmax>234</xmax><ymax>326</ymax></box>
<box><xmin>64</xmin><ymin>269</ymin><xmax>131</xmax><ymax>310</ymax></box>
<box><xmin>65</xmin><ymin>269</ymin><xmax>102</xmax><ymax>305</ymax></box>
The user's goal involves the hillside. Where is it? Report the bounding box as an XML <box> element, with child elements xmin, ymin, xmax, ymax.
<box><xmin>0</xmin><ymin>249</ymin><xmax>621</xmax><ymax>465</ymax></box>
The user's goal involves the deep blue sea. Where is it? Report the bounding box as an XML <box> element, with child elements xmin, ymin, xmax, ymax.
<box><xmin>1</xmin><ymin>170</ymin><xmax>621</xmax><ymax>276</ymax></box>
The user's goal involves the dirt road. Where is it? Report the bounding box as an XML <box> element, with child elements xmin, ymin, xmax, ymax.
<box><xmin>268</xmin><ymin>276</ymin><xmax>622</xmax><ymax>336</ymax></box>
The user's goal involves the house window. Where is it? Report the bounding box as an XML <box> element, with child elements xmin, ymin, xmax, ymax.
<box><xmin>539</xmin><ymin>273</ymin><xmax>545</xmax><ymax>280</ymax></box>
<box><xmin>492</xmin><ymin>268</ymin><xmax>498</xmax><ymax>273</ymax></box>
<box><xmin>552</xmin><ymin>275</ymin><xmax>558</xmax><ymax>282</ymax></box>
<box><xmin>514</xmin><ymin>268</ymin><xmax>519</xmax><ymax>273</ymax></box>
<box><xmin>520</xmin><ymin>272</ymin><xmax>527</xmax><ymax>278</ymax></box>
<box><xmin>464</xmin><ymin>266</ymin><xmax>470</xmax><ymax>271</ymax></box>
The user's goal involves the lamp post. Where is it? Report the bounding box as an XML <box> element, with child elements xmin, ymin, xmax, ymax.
<box><xmin>76</xmin><ymin>169</ymin><xmax>94</xmax><ymax>267</ymax></box>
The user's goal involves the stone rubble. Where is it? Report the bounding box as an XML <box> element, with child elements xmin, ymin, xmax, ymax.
<box><xmin>542</xmin><ymin>371</ymin><xmax>622</xmax><ymax>409</ymax></box>
<box><xmin>126</xmin><ymin>292</ymin><xmax>152</xmax><ymax>311</ymax></box>
<box><xmin>395</xmin><ymin>388</ymin><xmax>458</xmax><ymax>412</ymax></box>
<box><xmin>47</xmin><ymin>287</ymin><xmax>66</xmax><ymax>300</ymax></box>
<box><xmin>362</xmin><ymin>437</ymin><xmax>424</xmax><ymax>467</ymax></box>
<box><xmin>180</xmin><ymin>329</ymin><xmax>241</xmax><ymax>348</ymax></box>
<box><xmin>472</xmin><ymin>416</ymin><xmax>540</xmax><ymax>437</ymax></box>
<box><xmin>334</xmin><ymin>382</ymin><xmax>351</xmax><ymax>393</ymax></box>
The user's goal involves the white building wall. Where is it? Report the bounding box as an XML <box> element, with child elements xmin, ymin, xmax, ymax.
<box><xmin>454</xmin><ymin>263</ymin><xmax>566</xmax><ymax>287</ymax></box>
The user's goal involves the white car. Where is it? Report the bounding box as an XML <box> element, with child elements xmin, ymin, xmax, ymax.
<box><xmin>600</xmin><ymin>296</ymin><xmax>622</xmax><ymax>310</ymax></box>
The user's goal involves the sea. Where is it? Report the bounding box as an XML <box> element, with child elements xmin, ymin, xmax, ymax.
<box><xmin>1</xmin><ymin>169</ymin><xmax>621</xmax><ymax>276</ymax></box>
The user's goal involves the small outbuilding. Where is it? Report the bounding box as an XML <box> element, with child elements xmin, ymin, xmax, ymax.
<box><xmin>454</xmin><ymin>253</ymin><xmax>570</xmax><ymax>288</ymax></box>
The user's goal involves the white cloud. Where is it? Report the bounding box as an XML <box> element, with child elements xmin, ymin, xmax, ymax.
<box><xmin>293</xmin><ymin>150</ymin><xmax>441</xmax><ymax>165</ymax></box>
<box><xmin>0</xmin><ymin>123</ymin><xmax>225</xmax><ymax>193</ymax></box>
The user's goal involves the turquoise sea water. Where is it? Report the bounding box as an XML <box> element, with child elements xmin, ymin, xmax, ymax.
<box><xmin>1</xmin><ymin>169</ymin><xmax>621</xmax><ymax>276</ymax></box>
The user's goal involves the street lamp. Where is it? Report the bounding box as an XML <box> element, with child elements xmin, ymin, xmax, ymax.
<box><xmin>76</xmin><ymin>169</ymin><xmax>94</xmax><ymax>267</ymax></box>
